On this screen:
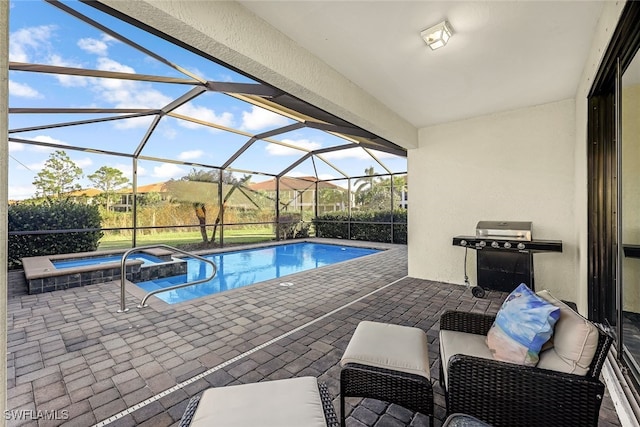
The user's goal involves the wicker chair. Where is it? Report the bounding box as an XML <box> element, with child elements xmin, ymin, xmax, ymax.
<box><xmin>439</xmin><ymin>310</ymin><xmax>613</xmax><ymax>427</ymax></box>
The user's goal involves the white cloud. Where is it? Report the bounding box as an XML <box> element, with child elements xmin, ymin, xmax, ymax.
<box><xmin>318</xmin><ymin>173</ymin><xmax>338</xmax><ymax>181</ymax></box>
<box><xmin>241</xmin><ymin>106</ymin><xmax>290</xmax><ymax>131</ymax></box>
<box><xmin>26</xmin><ymin>160</ymin><xmax>47</xmax><ymax>171</ymax></box>
<box><xmin>31</xmin><ymin>135</ymin><xmax>69</xmax><ymax>151</ymax></box>
<box><xmin>178</xmin><ymin>150</ymin><xmax>204</xmax><ymax>161</ymax></box>
<box><xmin>113</xmin><ymin>163</ymin><xmax>145</xmax><ymax>178</ymax></box>
<box><xmin>266</xmin><ymin>138</ymin><xmax>321</xmax><ymax>156</ymax></box>
<box><xmin>9</xmin><ymin>25</ymin><xmax>56</xmax><ymax>62</ymax></box>
<box><xmin>184</xmin><ymin>66</ymin><xmax>208</xmax><ymax>81</ymax></box>
<box><xmin>13</xmin><ymin>34</ymin><xmax>232</xmax><ymax>136</ymax></box>
<box><xmin>8</xmin><ymin>142</ymin><xmax>25</xmax><ymax>153</ymax></box>
<box><xmin>94</xmin><ymin>57</ymin><xmax>138</xmax><ymax>93</ymax></box>
<box><xmin>162</xmin><ymin>126</ymin><xmax>178</xmax><ymax>139</ymax></box>
<box><xmin>152</xmin><ymin>163</ymin><xmax>186</xmax><ymax>179</ymax></box>
<box><xmin>78</xmin><ymin>37</ymin><xmax>109</xmax><ymax>56</ymax></box>
<box><xmin>73</xmin><ymin>157</ymin><xmax>93</xmax><ymax>169</ymax></box>
<box><xmin>89</xmin><ymin>58</ymin><xmax>172</xmax><ymax>131</ymax></box>
<box><xmin>101</xmin><ymin>34</ymin><xmax>117</xmax><ymax>43</ymax></box>
<box><xmin>9</xmin><ymin>138</ymin><xmax>63</xmax><ymax>153</ymax></box>
<box><xmin>174</xmin><ymin>104</ymin><xmax>234</xmax><ymax>129</ymax></box>
<box><xmin>97</xmin><ymin>57</ymin><xmax>135</xmax><ymax>74</ymax></box>
<box><xmin>9</xmin><ymin>80</ymin><xmax>43</xmax><ymax>98</ymax></box>
<box><xmin>49</xmin><ymin>54</ymin><xmax>89</xmax><ymax>87</ymax></box>
<box><xmin>114</xmin><ymin>116</ymin><xmax>156</xmax><ymax>130</ymax></box>
<box><xmin>8</xmin><ymin>185</ymin><xmax>37</xmax><ymax>201</ymax></box>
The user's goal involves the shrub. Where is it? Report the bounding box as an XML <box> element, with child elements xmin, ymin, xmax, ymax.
<box><xmin>276</xmin><ymin>213</ymin><xmax>311</xmax><ymax>240</ymax></box>
<box><xmin>8</xmin><ymin>200</ymin><xmax>103</xmax><ymax>269</ymax></box>
<box><xmin>313</xmin><ymin>210</ymin><xmax>407</xmax><ymax>244</ymax></box>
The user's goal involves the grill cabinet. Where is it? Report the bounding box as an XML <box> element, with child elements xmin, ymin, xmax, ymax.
<box><xmin>452</xmin><ymin>221</ymin><xmax>562</xmax><ymax>293</ymax></box>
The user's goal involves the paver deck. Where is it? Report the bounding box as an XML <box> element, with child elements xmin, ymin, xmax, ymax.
<box><xmin>6</xmin><ymin>239</ymin><xmax>622</xmax><ymax>426</ymax></box>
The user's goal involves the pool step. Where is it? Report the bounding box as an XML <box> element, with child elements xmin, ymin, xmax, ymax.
<box><xmin>137</xmin><ymin>276</ymin><xmax>204</xmax><ymax>302</ymax></box>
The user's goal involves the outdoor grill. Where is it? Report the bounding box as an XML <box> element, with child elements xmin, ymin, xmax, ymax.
<box><xmin>452</xmin><ymin>221</ymin><xmax>562</xmax><ymax>295</ymax></box>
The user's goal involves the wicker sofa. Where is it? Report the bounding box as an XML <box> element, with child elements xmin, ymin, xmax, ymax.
<box><xmin>438</xmin><ymin>305</ymin><xmax>613</xmax><ymax>427</ymax></box>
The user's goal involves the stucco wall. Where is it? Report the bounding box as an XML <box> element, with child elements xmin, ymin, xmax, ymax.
<box><xmin>408</xmin><ymin>99</ymin><xmax>577</xmax><ymax>301</ymax></box>
<box><xmin>408</xmin><ymin>0</ymin><xmax>626</xmax><ymax>312</ymax></box>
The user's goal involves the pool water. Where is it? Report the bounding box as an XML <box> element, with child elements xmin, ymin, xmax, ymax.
<box><xmin>52</xmin><ymin>253</ymin><xmax>162</xmax><ymax>269</ymax></box>
<box><xmin>135</xmin><ymin>242</ymin><xmax>380</xmax><ymax>304</ymax></box>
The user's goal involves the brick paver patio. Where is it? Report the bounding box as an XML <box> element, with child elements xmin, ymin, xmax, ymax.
<box><xmin>6</xmin><ymin>239</ymin><xmax>622</xmax><ymax>426</ymax></box>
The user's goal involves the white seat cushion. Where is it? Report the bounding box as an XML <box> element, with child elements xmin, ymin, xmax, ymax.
<box><xmin>439</xmin><ymin>330</ymin><xmax>494</xmax><ymax>388</ymax></box>
<box><xmin>536</xmin><ymin>290</ymin><xmax>600</xmax><ymax>375</ymax></box>
<box><xmin>190</xmin><ymin>377</ymin><xmax>327</xmax><ymax>427</ymax></box>
<box><xmin>340</xmin><ymin>321</ymin><xmax>430</xmax><ymax>379</ymax></box>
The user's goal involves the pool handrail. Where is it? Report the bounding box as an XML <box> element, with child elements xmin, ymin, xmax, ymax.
<box><xmin>118</xmin><ymin>244</ymin><xmax>217</xmax><ymax>313</ymax></box>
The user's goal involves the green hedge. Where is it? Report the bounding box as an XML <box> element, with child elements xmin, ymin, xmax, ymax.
<box><xmin>313</xmin><ymin>210</ymin><xmax>407</xmax><ymax>244</ymax></box>
<box><xmin>8</xmin><ymin>200</ymin><xmax>103</xmax><ymax>269</ymax></box>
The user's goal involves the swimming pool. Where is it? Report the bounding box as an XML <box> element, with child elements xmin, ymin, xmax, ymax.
<box><xmin>135</xmin><ymin>242</ymin><xmax>381</xmax><ymax>304</ymax></box>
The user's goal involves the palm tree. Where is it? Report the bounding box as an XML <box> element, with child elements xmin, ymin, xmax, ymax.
<box><xmin>353</xmin><ymin>166</ymin><xmax>377</xmax><ymax>206</ymax></box>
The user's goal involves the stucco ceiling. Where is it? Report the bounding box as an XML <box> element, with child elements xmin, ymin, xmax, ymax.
<box><xmin>239</xmin><ymin>1</ymin><xmax>605</xmax><ymax>128</ymax></box>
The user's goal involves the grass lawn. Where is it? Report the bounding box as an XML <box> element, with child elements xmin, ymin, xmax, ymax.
<box><xmin>98</xmin><ymin>228</ymin><xmax>276</xmax><ymax>250</ymax></box>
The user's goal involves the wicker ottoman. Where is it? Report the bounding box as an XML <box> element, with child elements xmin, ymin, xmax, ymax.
<box><xmin>179</xmin><ymin>376</ymin><xmax>339</xmax><ymax>427</ymax></box>
<box><xmin>340</xmin><ymin>321</ymin><xmax>434</xmax><ymax>427</ymax></box>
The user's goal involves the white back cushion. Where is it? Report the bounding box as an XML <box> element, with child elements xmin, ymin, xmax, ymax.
<box><xmin>536</xmin><ymin>290</ymin><xmax>599</xmax><ymax>375</ymax></box>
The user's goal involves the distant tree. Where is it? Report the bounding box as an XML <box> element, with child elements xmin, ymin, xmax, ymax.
<box><xmin>32</xmin><ymin>150</ymin><xmax>83</xmax><ymax>198</ymax></box>
<box><xmin>139</xmin><ymin>191</ymin><xmax>163</xmax><ymax>206</ymax></box>
<box><xmin>317</xmin><ymin>188</ymin><xmax>341</xmax><ymax>212</ymax></box>
<box><xmin>87</xmin><ymin>166</ymin><xmax>130</xmax><ymax>210</ymax></box>
<box><xmin>358</xmin><ymin>175</ymin><xmax>405</xmax><ymax>210</ymax></box>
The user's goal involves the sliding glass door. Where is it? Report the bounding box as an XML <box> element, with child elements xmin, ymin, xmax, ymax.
<box><xmin>621</xmin><ymin>48</ymin><xmax>640</xmax><ymax>378</ymax></box>
<box><xmin>588</xmin><ymin>0</ymin><xmax>640</xmax><ymax>387</ymax></box>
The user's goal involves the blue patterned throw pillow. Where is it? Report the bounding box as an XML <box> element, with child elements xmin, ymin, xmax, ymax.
<box><xmin>486</xmin><ymin>283</ymin><xmax>561</xmax><ymax>366</ymax></box>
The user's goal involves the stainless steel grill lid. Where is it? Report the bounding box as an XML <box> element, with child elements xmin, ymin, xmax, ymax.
<box><xmin>475</xmin><ymin>221</ymin><xmax>532</xmax><ymax>241</ymax></box>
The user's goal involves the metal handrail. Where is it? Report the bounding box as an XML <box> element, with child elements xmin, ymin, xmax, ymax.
<box><xmin>117</xmin><ymin>244</ymin><xmax>217</xmax><ymax>313</ymax></box>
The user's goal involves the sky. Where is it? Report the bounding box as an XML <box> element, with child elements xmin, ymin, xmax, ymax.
<box><xmin>7</xmin><ymin>0</ymin><xmax>407</xmax><ymax>200</ymax></box>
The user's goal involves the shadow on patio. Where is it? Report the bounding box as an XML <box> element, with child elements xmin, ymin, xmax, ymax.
<box><xmin>6</xmin><ymin>243</ymin><xmax>621</xmax><ymax>426</ymax></box>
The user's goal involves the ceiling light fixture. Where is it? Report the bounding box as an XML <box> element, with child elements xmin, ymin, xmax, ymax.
<box><xmin>421</xmin><ymin>20</ymin><xmax>453</xmax><ymax>50</ymax></box>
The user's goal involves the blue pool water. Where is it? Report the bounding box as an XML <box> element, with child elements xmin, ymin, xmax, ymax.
<box><xmin>52</xmin><ymin>253</ymin><xmax>162</xmax><ymax>269</ymax></box>
<box><xmin>135</xmin><ymin>242</ymin><xmax>380</xmax><ymax>304</ymax></box>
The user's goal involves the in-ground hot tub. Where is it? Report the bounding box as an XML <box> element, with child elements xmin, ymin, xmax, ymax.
<box><xmin>22</xmin><ymin>248</ymin><xmax>187</xmax><ymax>295</ymax></box>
